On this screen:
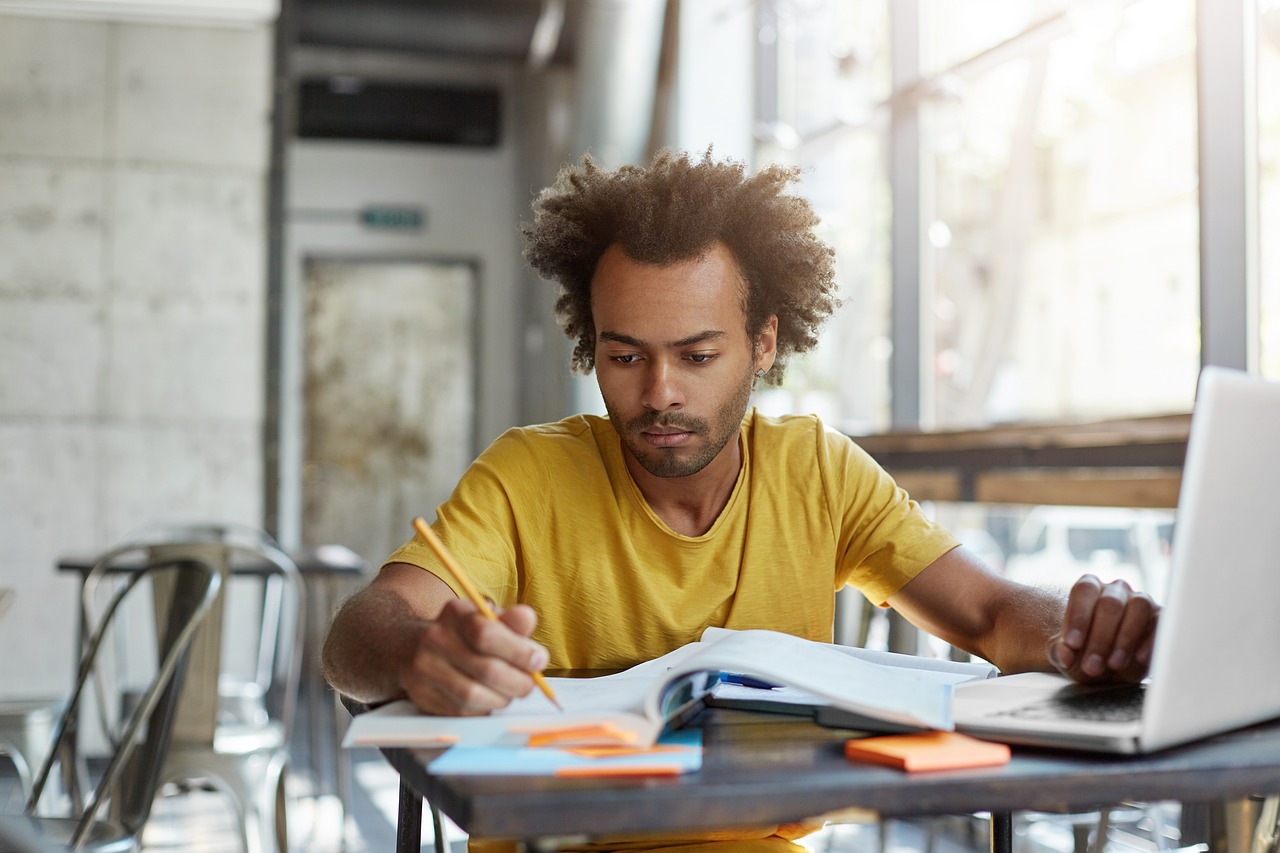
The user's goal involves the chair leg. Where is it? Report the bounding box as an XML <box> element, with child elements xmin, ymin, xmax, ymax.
<box><xmin>164</xmin><ymin>750</ymin><xmax>288</xmax><ymax>853</ymax></box>
<box><xmin>275</xmin><ymin>766</ymin><xmax>289</xmax><ymax>853</ymax></box>
<box><xmin>236</xmin><ymin>753</ymin><xmax>288</xmax><ymax>853</ymax></box>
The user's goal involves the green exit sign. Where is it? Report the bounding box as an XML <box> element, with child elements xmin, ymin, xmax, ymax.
<box><xmin>360</xmin><ymin>206</ymin><xmax>425</xmax><ymax>230</ymax></box>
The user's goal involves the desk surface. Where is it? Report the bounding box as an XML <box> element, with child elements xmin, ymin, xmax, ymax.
<box><xmin>385</xmin><ymin>708</ymin><xmax>1280</xmax><ymax>842</ymax></box>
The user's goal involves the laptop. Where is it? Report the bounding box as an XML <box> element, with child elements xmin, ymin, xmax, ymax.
<box><xmin>953</xmin><ymin>366</ymin><xmax>1280</xmax><ymax>754</ymax></box>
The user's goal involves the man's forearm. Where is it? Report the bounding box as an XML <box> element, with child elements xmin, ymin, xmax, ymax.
<box><xmin>889</xmin><ymin>546</ymin><xmax>1068</xmax><ymax>674</ymax></box>
<box><xmin>321</xmin><ymin>586</ymin><xmax>426</xmax><ymax>704</ymax></box>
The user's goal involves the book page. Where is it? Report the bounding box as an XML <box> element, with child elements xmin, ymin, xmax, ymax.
<box><xmin>655</xmin><ymin>629</ymin><xmax>957</xmax><ymax>730</ymax></box>
<box><xmin>341</xmin><ymin>698</ymin><xmax>664</xmax><ymax>748</ymax></box>
<box><xmin>497</xmin><ymin>641</ymin><xmax>710</xmax><ymax>716</ymax></box>
<box><xmin>701</xmin><ymin>627</ymin><xmax>998</xmax><ymax>681</ymax></box>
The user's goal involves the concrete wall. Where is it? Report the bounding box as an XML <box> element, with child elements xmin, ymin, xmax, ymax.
<box><xmin>0</xmin><ymin>13</ymin><xmax>273</xmax><ymax>698</ymax></box>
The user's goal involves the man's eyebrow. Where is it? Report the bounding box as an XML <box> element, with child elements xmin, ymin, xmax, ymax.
<box><xmin>597</xmin><ymin>331</ymin><xmax>645</xmax><ymax>347</ymax></box>
<box><xmin>597</xmin><ymin>330</ymin><xmax>727</xmax><ymax>348</ymax></box>
<box><xmin>671</xmin><ymin>330</ymin><xmax>726</xmax><ymax>347</ymax></box>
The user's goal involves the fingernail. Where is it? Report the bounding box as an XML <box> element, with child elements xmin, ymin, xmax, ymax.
<box><xmin>1065</xmin><ymin>629</ymin><xmax>1085</xmax><ymax>648</ymax></box>
<box><xmin>1084</xmin><ymin>654</ymin><xmax>1105</xmax><ymax>676</ymax></box>
<box><xmin>528</xmin><ymin>647</ymin><xmax>548</xmax><ymax>671</ymax></box>
<box><xmin>1108</xmin><ymin>650</ymin><xmax>1129</xmax><ymax>670</ymax></box>
<box><xmin>1049</xmin><ymin>643</ymin><xmax>1075</xmax><ymax>669</ymax></box>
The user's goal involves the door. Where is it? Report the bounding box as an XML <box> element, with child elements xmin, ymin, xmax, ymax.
<box><xmin>301</xmin><ymin>258</ymin><xmax>476</xmax><ymax>567</ymax></box>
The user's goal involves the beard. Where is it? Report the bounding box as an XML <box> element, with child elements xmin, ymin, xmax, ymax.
<box><xmin>606</xmin><ymin>363</ymin><xmax>756</xmax><ymax>479</ymax></box>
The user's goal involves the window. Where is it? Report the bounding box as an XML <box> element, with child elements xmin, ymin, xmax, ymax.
<box><xmin>759</xmin><ymin>1</ymin><xmax>1223</xmax><ymax>431</ymax></box>
<box><xmin>922</xmin><ymin>0</ymin><xmax>1199</xmax><ymax>427</ymax></box>
<box><xmin>752</xmin><ymin>1</ymin><xmax>895</xmax><ymax>433</ymax></box>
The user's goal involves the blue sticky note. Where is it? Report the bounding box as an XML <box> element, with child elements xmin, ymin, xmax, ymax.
<box><xmin>429</xmin><ymin>729</ymin><xmax>703</xmax><ymax>776</ymax></box>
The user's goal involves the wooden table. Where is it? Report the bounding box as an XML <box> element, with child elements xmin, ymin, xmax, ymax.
<box><xmin>375</xmin><ymin>706</ymin><xmax>1280</xmax><ymax>853</ymax></box>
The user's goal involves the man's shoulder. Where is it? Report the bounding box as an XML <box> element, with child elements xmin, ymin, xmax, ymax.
<box><xmin>744</xmin><ymin>409</ymin><xmax>845</xmax><ymax>445</ymax></box>
<box><xmin>484</xmin><ymin>414</ymin><xmax>611</xmax><ymax>460</ymax></box>
<box><xmin>449</xmin><ymin>416</ymin><xmax>613</xmax><ymax>510</ymax></box>
<box><xmin>497</xmin><ymin>413</ymin><xmax>608</xmax><ymax>441</ymax></box>
<box><xmin>744</xmin><ymin>409</ymin><xmax>870</xmax><ymax>472</ymax></box>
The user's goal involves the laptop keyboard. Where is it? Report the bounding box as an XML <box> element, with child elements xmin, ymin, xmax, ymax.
<box><xmin>998</xmin><ymin>683</ymin><xmax>1147</xmax><ymax>723</ymax></box>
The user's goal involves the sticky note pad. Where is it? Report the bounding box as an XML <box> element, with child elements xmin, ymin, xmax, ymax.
<box><xmin>522</xmin><ymin>723</ymin><xmax>638</xmax><ymax>748</ymax></box>
<box><xmin>844</xmin><ymin>731</ymin><xmax>1011</xmax><ymax>772</ymax></box>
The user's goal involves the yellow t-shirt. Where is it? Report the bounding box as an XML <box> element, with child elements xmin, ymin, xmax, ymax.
<box><xmin>385</xmin><ymin>410</ymin><xmax>959</xmax><ymax>851</ymax></box>
<box><xmin>385</xmin><ymin>409</ymin><xmax>959</xmax><ymax>670</ymax></box>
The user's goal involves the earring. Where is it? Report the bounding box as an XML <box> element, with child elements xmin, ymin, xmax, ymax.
<box><xmin>755</xmin><ymin>368</ymin><xmax>767</xmax><ymax>378</ymax></box>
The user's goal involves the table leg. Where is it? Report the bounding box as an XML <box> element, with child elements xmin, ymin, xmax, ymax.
<box><xmin>990</xmin><ymin>811</ymin><xmax>1013</xmax><ymax>853</ymax></box>
<box><xmin>1183</xmin><ymin>799</ymin><xmax>1266</xmax><ymax>853</ymax></box>
<box><xmin>396</xmin><ymin>778</ymin><xmax>423</xmax><ymax>853</ymax></box>
<box><xmin>1255</xmin><ymin>796</ymin><xmax>1280</xmax><ymax>853</ymax></box>
<box><xmin>1226</xmin><ymin>797</ymin><xmax>1263</xmax><ymax>853</ymax></box>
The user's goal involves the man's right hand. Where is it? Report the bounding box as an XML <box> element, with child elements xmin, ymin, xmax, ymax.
<box><xmin>398</xmin><ymin>597</ymin><xmax>550</xmax><ymax>716</ymax></box>
<box><xmin>321</xmin><ymin>561</ymin><xmax>551</xmax><ymax>714</ymax></box>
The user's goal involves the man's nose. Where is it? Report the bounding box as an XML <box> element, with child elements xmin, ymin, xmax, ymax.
<box><xmin>642</xmin><ymin>362</ymin><xmax>684</xmax><ymax>410</ymax></box>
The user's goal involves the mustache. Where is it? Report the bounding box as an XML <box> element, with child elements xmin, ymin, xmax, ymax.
<box><xmin>625</xmin><ymin>411</ymin><xmax>709</xmax><ymax>434</ymax></box>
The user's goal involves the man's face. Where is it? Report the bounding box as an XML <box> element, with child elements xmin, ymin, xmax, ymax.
<box><xmin>590</xmin><ymin>242</ymin><xmax>776</xmax><ymax>479</ymax></box>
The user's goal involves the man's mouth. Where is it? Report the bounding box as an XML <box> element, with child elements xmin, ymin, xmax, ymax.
<box><xmin>641</xmin><ymin>426</ymin><xmax>693</xmax><ymax>447</ymax></box>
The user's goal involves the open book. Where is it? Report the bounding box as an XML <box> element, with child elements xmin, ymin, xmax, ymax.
<box><xmin>342</xmin><ymin>627</ymin><xmax>997</xmax><ymax>749</ymax></box>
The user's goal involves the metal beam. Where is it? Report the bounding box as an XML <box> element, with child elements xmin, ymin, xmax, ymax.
<box><xmin>889</xmin><ymin>0</ymin><xmax>925</xmax><ymax>428</ymax></box>
<box><xmin>1197</xmin><ymin>0</ymin><xmax>1259</xmax><ymax>372</ymax></box>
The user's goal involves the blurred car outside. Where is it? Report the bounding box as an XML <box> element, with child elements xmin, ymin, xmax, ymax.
<box><xmin>956</xmin><ymin>527</ymin><xmax>1007</xmax><ymax>575</ymax></box>
<box><xmin>1003</xmin><ymin>506</ymin><xmax>1175</xmax><ymax>602</ymax></box>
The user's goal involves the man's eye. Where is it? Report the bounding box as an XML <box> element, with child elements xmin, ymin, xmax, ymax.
<box><xmin>612</xmin><ymin>354</ymin><xmax>639</xmax><ymax>364</ymax></box>
<box><xmin>688</xmin><ymin>353</ymin><xmax>715</xmax><ymax>364</ymax></box>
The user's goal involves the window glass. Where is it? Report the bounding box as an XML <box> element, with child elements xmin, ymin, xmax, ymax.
<box><xmin>761</xmin><ymin>0</ymin><xmax>890</xmax><ymax>136</ymax></box>
<box><xmin>932</xmin><ymin>503</ymin><xmax>1175</xmax><ymax>603</ymax></box>
<box><xmin>920</xmin><ymin>0</ymin><xmax>1067</xmax><ymax>75</ymax></box>
<box><xmin>1259</xmin><ymin>0</ymin><xmax>1280</xmax><ymax>378</ymax></box>
<box><xmin>921</xmin><ymin>0</ymin><xmax>1199</xmax><ymax>427</ymax></box>
<box><xmin>755</xmin><ymin>1</ymin><xmax>894</xmax><ymax>433</ymax></box>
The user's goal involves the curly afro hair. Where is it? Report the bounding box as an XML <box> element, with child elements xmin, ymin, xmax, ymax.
<box><xmin>520</xmin><ymin>148</ymin><xmax>839</xmax><ymax>383</ymax></box>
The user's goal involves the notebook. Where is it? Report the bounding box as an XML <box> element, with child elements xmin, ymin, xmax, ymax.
<box><xmin>953</xmin><ymin>366</ymin><xmax>1280</xmax><ymax>754</ymax></box>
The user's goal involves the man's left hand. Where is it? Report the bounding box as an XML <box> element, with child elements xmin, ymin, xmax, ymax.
<box><xmin>1048</xmin><ymin>574</ymin><xmax>1159</xmax><ymax>684</ymax></box>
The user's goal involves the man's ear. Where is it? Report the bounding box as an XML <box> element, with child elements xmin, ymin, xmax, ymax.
<box><xmin>754</xmin><ymin>315</ymin><xmax>779</xmax><ymax>374</ymax></box>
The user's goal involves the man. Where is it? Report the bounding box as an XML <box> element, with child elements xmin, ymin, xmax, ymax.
<box><xmin>322</xmin><ymin>150</ymin><xmax>1158</xmax><ymax>851</ymax></box>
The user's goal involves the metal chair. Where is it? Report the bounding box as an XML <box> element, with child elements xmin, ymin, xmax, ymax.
<box><xmin>120</xmin><ymin>523</ymin><xmax>304</xmax><ymax>853</ymax></box>
<box><xmin>0</xmin><ymin>586</ymin><xmax>80</xmax><ymax>818</ymax></box>
<box><xmin>0</xmin><ymin>698</ymin><xmax>75</xmax><ymax>818</ymax></box>
<box><xmin>6</xmin><ymin>549</ymin><xmax>223</xmax><ymax>853</ymax></box>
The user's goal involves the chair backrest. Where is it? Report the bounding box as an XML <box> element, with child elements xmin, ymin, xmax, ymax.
<box><xmin>25</xmin><ymin>551</ymin><xmax>223</xmax><ymax>850</ymax></box>
<box><xmin>128</xmin><ymin>523</ymin><xmax>305</xmax><ymax>749</ymax></box>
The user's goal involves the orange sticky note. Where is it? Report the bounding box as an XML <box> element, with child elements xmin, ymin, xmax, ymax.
<box><xmin>521</xmin><ymin>723</ymin><xmax>638</xmax><ymax>747</ymax></box>
<box><xmin>844</xmin><ymin>731</ymin><xmax>1011</xmax><ymax>772</ymax></box>
<box><xmin>554</xmin><ymin>764</ymin><xmax>685</xmax><ymax>778</ymax></box>
<box><xmin>559</xmin><ymin>744</ymin><xmax>696</xmax><ymax>758</ymax></box>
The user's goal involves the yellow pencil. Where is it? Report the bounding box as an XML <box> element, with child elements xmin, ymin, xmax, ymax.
<box><xmin>411</xmin><ymin>517</ymin><xmax>563</xmax><ymax>711</ymax></box>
